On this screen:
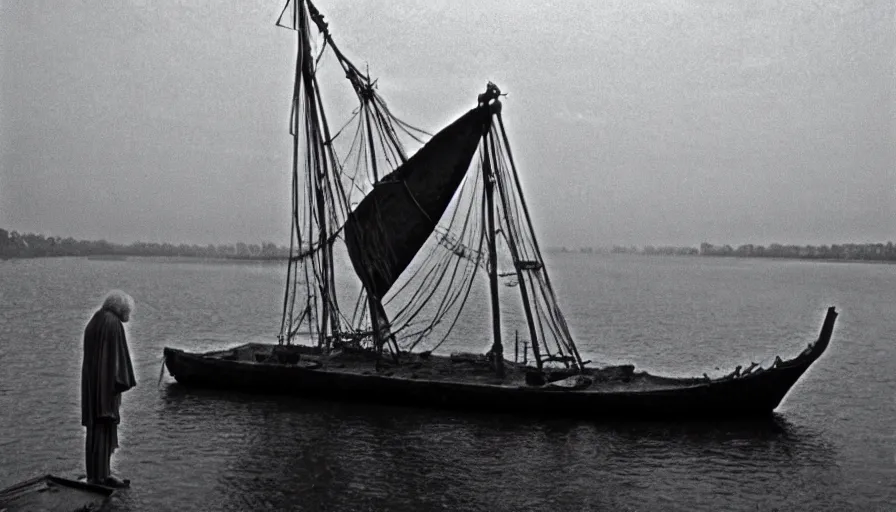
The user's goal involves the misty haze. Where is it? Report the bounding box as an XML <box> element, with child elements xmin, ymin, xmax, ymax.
<box><xmin>2</xmin><ymin>1</ymin><xmax>893</xmax><ymax>247</ymax></box>
<box><xmin>1</xmin><ymin>1</ymin><xmax>894</xmax><ymax>511</ymax></box>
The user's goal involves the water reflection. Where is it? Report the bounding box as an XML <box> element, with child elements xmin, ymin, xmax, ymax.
<box><xmin>151</xmin><ymin>385</ymin><xmax>838</xmax><ymax>511</ymax></box>
<box><xmin>6</xmin><ymin>256</ymin><xmax>886</xmax><ymax>511</ymax></box>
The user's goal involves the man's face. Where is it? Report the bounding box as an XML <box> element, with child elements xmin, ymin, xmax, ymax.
<box><xmin>121</xmin><ymin>310</ymin><xmax>130</xmax><ymax>323</ymax></box>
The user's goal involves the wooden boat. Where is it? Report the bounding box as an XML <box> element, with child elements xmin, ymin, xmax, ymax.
<box><xmin>163</xmin><ymin>0</ymin><xmax>837</xmax><ymax>420</ymax></box>
<box><xmin>165</xmin><ymin>306</ymin><xmax>836</xmax><ymax>418</ymax></box>
<box><xmin>0</xmin><ymin>474</ymin><xmax>115</xmax><ymax>512</ymax></box>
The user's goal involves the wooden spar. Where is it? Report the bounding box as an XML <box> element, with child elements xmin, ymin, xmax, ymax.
<box><xmin>361</xmin><ymin>94</ymin><xmax>383</xmax><ymax>359</ymax></box>
<box><xmin>310</xmin><ymin>75</ymin><xmax>351</xmax><ymax>341</ymax></box>
<box><xmin>295</xmin><ymin>1</ymin><xmax>333</xmax><ymax>349</ymax></box>
<box><xmin>281</xmin><ymin>0</ymin><xmax>302</xmax><ymax>344</ymax></box>
<box><xmin>370</xmin><ymin>97</ymin><xmax>408</xmax><ymax>164</ymax></box>
<box><xmin>289</xmin><ymin>2</ymin><xmax>316</xmax><ymax>346</ymax></box>
<box><xmin>359</xmin><ymin>84</ymin><xmax>400</xmax><ymax>363</ymax></box>
<box><xmin>482</xmin><ymin>133</ymin><xmax>504</xmax><ymax>378</ymax></box>
<box><xmin>363</xmin><ymin>99</ymin><xmax>379</xmax><ymax>182</ymax></box>
<box><xmin>494</xmin><ymin>112</ymin><xmax>584</xmax><ymax>369</ymax></box>
<box><xmin>368</xmin><ymin>298</ymin><xmax>382</xmax><ymax>367</ymax></box>
<box><xmin>486</xmin><ymin>127</ymin><xmax>544</xmax><ymax>370</ymax></box>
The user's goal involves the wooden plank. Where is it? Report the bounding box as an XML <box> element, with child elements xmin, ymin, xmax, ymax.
<box><xmin>0</xmin><ymin>474</ymin><xmax>114</xmax><ymax>512</ymax></box>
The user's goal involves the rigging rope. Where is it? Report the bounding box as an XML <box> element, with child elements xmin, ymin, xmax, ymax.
<box><xmin>276</xmin><ymin>1</ymin><xmax>590</xmax><ymax>366</ymax></box>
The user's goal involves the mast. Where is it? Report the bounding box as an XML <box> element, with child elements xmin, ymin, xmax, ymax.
<box><xmin>298</xmin><ymin>2</ymin><xmax>332</xmax><ymax>348</ymax></box>
<box><xmin>496</xmin><ymin>113</ymin><xmax>585</xmax><ymax>369</ymax></box>
<box><xmin>360</xmin><ymin>80</ymin><xmax>385</xmax><ymax>359</ymax></box>
<box><xmin>477</xmin><ymin>84</ymin><xmax>504</xmax><ymax>377</ymax></box>
<box><xmin>482</xmin><ymin>134</ymin><xmax>504</xmax><ymax>378</ymax></box>
<box><xmin>276</xmin><ymin>0</ymin><xmax>586</xmax><ymax>370</ymax></box>
<box><xmin>280</xmin><ymin>0</ymin><xmax>500</xmax><ymax>358</ymax></box>
<box><xmin>279</xmin><ymin>0</ymin><xmax>348</xmax><ymax>347</ymax></box>
<box><xmin>486</xmin><ymin>126</ymin><xmax>543</xmax><ymax>370</ymax></box>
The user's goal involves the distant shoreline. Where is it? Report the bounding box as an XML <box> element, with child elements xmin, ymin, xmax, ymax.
<box><xmin>7</xmin><ymin>252</ymin><xmax>889</xmax><ymax>267</ymax></box>
<box><xmin>0</xmin><ymin>228</ymin><xmax>292</xmax><ymax>261</ymax></box>
<box><xmin>2</xmin><ymin>254</ymin><xmax>289</xmax><ymax>263</ymax></box>
<box><xmin>4</xmin><ymin>251</ymin><xmax>894</xmax><ymax>266</ymax></box>
<box><xmin>545</xmin><ymin>249</ymin><xmax>896</xmax><ymax>265</ymax></box>
<box><xmin>548</xmin><ymin>241</ymin><xmax>896</xmax><ymax>265</ymax></box>
<box><xmin>3</xmin><ymin>228</ymin><xmax>894</xmax><ymax>265</ymax></box>
<box><xmin>599</xmin><ymin>252</ymin><xmax>896</xmax><ymax>266</ymax></box>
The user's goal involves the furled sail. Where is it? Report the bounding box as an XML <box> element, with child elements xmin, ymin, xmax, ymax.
<box><xmin>344</xmin><ymin>103</ymin><xmax>494</xmax><ymax>300</ymax></box>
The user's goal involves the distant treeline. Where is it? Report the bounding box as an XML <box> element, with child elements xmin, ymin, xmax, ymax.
<box><xmin>611</xmin><ymin>245</ymin><xmax>699</xmax><ymax>256</ymax></box>
<box><xmin>698</xmin><ymin>242</ymin><xmax>896</xmax><ymax>261</ymax></box>
<box><xmin>0</xmin><ymin>228</ymin><xmax>290</xmax><ymax>260</ymax></box>
<box><xmin>5</xmin><ymin>228</ymin><xmax>895</xmax><ymax>263</ymax></box>
<box><xmin>611</xmin><ymin>242</ymin><xmax>896</xmax><ymax>262</ymax></box>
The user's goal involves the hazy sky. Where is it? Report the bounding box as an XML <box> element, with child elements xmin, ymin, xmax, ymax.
<box><xmin>1</xmin><ymin>0</ymin><xmax>893</xmax><ymax>248</ymax></box>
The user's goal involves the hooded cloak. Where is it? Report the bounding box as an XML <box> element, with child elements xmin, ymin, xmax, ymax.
<box><xmin>81</xmin><ymin>308</ymin><xmax>137</xmax><ymax>426</ymax></box>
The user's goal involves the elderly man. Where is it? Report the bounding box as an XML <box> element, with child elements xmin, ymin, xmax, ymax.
<box><xmin>81</xmin><ymin>290</ymin><xmax>137</xmax><ymax>487</ymax></box>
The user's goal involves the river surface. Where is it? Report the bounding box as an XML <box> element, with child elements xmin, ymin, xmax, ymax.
<box><xmin>1</xmin><ymin>255</ymin><xmax>894</xmax><ymax>511</ymax></box>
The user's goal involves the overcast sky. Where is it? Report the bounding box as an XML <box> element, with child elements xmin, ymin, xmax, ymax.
<box><xmin>1</xmin><ymin>0</ymin><xmax>893</xmax><ymax>248</ymax></box>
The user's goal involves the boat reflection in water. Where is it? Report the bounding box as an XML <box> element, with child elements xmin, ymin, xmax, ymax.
<box><xmin>156</xmin><ymin>385</ymin><xmax>838</xmax><ymax>511</ymax></box>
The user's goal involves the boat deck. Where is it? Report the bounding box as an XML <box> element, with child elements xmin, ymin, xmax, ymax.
<box><xmin>207</xmin><ymin>343</ymin><xmax>704</xmax><ymax>393</ymax></box>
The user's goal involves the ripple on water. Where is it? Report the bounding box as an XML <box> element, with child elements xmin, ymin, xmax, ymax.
<box><xmin>1</xmin><ymin>256</ymin><xmax>895</xmax><ymax>510</ymax></box>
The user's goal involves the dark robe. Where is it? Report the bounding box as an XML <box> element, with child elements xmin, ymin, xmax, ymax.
<box><xmin>81</xmin><ymin>308</ymin><xmax>137</xmax><ymax>426</ymax></box>
<box><xmin>81</xmin><ymin>308</ymin><xmax>136</xmax><ymax>481</ymax></box>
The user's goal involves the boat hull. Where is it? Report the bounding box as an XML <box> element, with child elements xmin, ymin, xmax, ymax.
<box><xmin>163</xmin><ymin>307</ymin><xmax>837</xmax><ymax>420</ymax></box>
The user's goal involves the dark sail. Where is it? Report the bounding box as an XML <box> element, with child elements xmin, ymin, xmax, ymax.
<box><xmin>344</xmin><ymin>104</ymin><xmax>493</xmax><ymax>300</ymax></box>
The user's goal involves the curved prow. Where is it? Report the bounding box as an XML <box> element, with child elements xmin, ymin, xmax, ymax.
<box><xmin>809</xmin><ymin>306</ymin><xmax>838</xmax><ymax>360</ymax></box>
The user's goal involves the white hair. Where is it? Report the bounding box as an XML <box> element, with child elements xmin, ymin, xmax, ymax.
<box><xmin>102</xmin><ymin>290</ymin><xmax>135</xmax><ymax>318</ymax></box>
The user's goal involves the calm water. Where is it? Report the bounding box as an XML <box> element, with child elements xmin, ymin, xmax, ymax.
<box><xmin>1</xmin><ymin>255</ymin><xmax>894</xmax><ymax>511</ymax></box>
